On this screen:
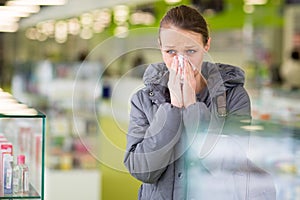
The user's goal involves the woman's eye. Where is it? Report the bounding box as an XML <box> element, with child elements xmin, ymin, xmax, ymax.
<box><xmin>186</xmin><ymin>50</ymin><xmax>196</xmax><ymax>54</ymax></box>
<box><xmin>166</xmin><ymin>50</ymin><xmax>176</xmax><ymax>55</ymax></box>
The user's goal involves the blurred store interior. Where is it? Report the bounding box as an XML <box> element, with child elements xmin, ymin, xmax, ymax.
<box><xmin>0</xmin><ymin>0</ymin><xmax>300</xmax><ymax>199</ymax></box>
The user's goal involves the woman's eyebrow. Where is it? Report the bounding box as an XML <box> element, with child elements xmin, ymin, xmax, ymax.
<box><xmin>184</xmin><ymin>45</ymin><xmax>197</xmax><ymax>48</ymax></box>
<box><xmin>162</xmin><ymin>45</ymin><xmax>176</xmax><ymax>48</ymax></box>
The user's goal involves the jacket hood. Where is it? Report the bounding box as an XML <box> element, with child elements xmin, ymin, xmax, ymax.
<box><xmin>143</xmin><ymin>62</ymin><xmax>245</xmax><ymax>92</ymax></box>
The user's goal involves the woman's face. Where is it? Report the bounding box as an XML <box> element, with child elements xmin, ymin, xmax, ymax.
<box><xmin>159</xmin><ymin>26</ymin><xmax>210</xmax><ymax>71</ymax></box>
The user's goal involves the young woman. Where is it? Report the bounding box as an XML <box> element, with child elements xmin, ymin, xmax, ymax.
<box><xmin>124</xmin><ymin>5</ymin><xmax>275</xmax><ymax>200</ymax></box>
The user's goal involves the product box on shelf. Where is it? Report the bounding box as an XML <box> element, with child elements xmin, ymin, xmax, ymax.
<box><xmin>0</xmin><ymin>142</ymin><xmax>13</xmax><ymax>195</ymax></box>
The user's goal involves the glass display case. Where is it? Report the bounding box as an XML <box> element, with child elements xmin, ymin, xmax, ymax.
<box><xmin>185</xmin><ymin>87</ymin><xmax>300</xmax><ymax>200</ymax></box>
<box><xmin>0</xmin><ymin>91</ymin><xmax>45</xmax><ymax>199</ymax></box>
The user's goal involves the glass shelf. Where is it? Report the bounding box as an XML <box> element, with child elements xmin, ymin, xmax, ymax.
<box><xmin>0</xmin><ymin>184</ymin><xmax>40</xmax><ymax>199</ymax></box>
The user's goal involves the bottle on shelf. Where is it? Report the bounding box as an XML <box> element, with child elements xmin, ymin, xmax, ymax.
<box><xmin>3</xmin><ymin>155</ymin><xmax>13</xmax><ymax>194</ymax></box>
<box><xmin>13</xmin><ymin>155</ymin><xmax>29</xmax><ymax>195</ymax></box>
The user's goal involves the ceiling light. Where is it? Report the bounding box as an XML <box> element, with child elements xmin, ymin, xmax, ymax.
<box><xmin>114</xmin><ymin>25</ymin><xmax>128</xmax><ymax>38</ymax></box>
<box><xmin>25</xmin><ymin>28</ymin><xmax>38</xmax><ymax>40</ymax></box>
<box><xmin>164</xmin><ymin>0</ymin><xmax>182</xmax><ymax>4</ymax></box>
<box><xmin>93</xmin><ymin>9</ymin><xmax>111</xmax><ymax>27</ymax></box>
<box><xmin>0</xmin><ymin>6</ymin><xmax>30</xmax><ymax>17</ymax></box>
<box><xmin>80</xmin><ymin>27</ymin><xmax>93</xmax><ymax>40</ymax></box>
<box><xmin>5</xmin><ymin>4</ymin><xmax>40</xmax><ymax>13</ymax></box>
<box><xmin>55</xmin><ymin>21</ymin><xmax>68</xmax><ymax>43</ymax></box>
<box><xmin>68</xmin><ymin>18</ymin><xmax>81</xmax><ymax>35</ymax></box>
<box><xmin>130</xmin><ymin>11</ymin><xmax>155</xmax><ymax>25</ymax></box>
<box><xmin>80</xmin><ymin>13</ymin><xmax>93</xmax><ymax>27</ymax></box>
<box><xmin>113</xmin><ymin>5</ymin><xmax>129</xmax><ymax>25</ymax></box>
<box><xmin>37</xmin><ymin>20</ymin><xmax>55</xmax><ymax>36</ymax></box>
<box><xmin>36</xmin><ymin>32</ymin><xmax>47</xmax><ymax>42</ymax></box>
<box><xmin>0</xmin><ymin>23</ymin><xmax>19</xmax><ymax>32</ymax></box>
<box><xmin>7</xmin><ymin>0</ymin><xmax>67</xmax><ymax>6</ymax></box>
<box><xmin>244</xmin><ymin>0</ymin><xmax>268</xmax><ymax>5</ymax></box>
<box><xmin>0</xmin><ymin>15</ymin><xmax>20</xmax><ymax>22</ymax></box>
<box><xmin>93</xmin><ymin>22</ymin><xmax>105</xmax><ymax>33</ymax></box>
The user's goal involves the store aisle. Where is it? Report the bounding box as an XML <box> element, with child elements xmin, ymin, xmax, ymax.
<box><xmin>99</xmin><ymin>116</ymin><xmax>141</xmax><ymax>200</ymax></box>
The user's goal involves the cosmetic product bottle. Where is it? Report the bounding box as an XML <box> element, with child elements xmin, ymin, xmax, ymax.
<box><xmin>13</xmin><ymin>155</ymin><xmax>29</xmax><ymax>195</ymax></box>
<box><xmin>3</xmin><ymin>155</ymin><xmax>13</xmax><ymax>194</ymax></box>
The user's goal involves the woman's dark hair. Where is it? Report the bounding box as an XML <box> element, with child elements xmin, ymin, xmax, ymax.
<box><xmin>159</xmin><ymin>5</ymin><xmax>209</xmax><ymax>45</ymax></box>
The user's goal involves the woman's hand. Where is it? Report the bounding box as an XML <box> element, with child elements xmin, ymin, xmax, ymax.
<box><xmin>182</xmin><ymin>58</ymin><xmax>196</xmax><ymax>108</ymax></box>
<box><xmin>168</xmin><ymin>56</ymin><xmax>183</xmax><ymax>108</ymax></box>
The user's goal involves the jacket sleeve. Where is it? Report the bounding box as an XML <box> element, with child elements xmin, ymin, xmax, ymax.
<box><xmin>124</xmin><ymin>91</ymin><xmax>183</xmax><ymax>183</ymax></box>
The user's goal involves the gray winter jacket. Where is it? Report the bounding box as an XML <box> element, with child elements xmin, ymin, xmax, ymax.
<box><xmin>124</xmin><ymin>62</ymin><xmax>276</xmax><ymax>200</ymax></box>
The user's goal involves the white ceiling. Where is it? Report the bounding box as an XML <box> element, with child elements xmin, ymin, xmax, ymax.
<box><xmin>19</xmin><ymin>0</ymin><xmax>158</xmax><ymax>28</ymax></box>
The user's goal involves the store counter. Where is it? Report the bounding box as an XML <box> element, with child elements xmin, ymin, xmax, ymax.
<box><xmin>45</xmin><ymin>169</ymin><xmax>101</xmax><ymax>200</ymax></box>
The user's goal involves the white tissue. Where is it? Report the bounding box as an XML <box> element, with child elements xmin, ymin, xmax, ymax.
<box><xmin>178</xmin><ymin>54</ymin><xmax>184</xmax><ymax>83</ymax></box>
